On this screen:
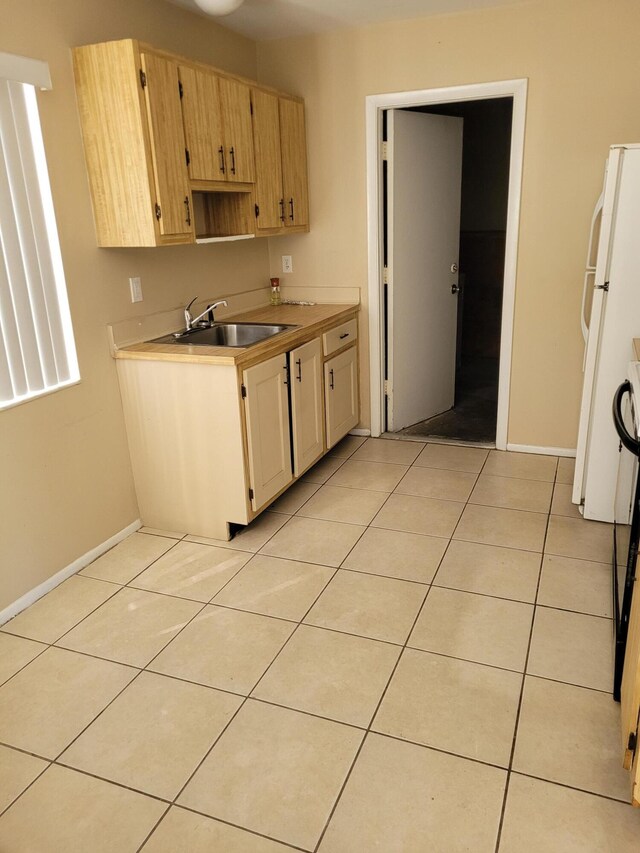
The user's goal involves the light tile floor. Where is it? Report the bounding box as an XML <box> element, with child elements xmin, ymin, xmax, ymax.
<box><xmin>1</xmin><ymin>438</ymin><xmax>640</xmax><ymax>851</ymax></box>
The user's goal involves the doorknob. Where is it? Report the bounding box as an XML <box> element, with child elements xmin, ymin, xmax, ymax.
<box><xmin>451</xmin><ymin>283</ymin><xmax>461</xmax><ymax>294</ymax></box>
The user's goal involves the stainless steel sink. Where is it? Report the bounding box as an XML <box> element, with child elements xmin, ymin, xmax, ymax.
<box><xmin>152</xmin><ymin>323</ymin><xmax>297</xmax><ymax>348</ymax></box>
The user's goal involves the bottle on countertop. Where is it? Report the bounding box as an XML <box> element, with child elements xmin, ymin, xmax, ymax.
<box><xmin>270</xmin><ymin>277</ymin><xmax>281</xmax><ymax>306</ymax></box>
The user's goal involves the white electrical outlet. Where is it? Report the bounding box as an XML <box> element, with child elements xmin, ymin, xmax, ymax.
<box><xmin>282</xmin><ymin>255</ymin><xmax>293</xmax><ymax>274</ymax></box>
<box><xmin>129</xmin><ymin>276</ymin><xmax>143</xmax><ymax>303</ymax></box>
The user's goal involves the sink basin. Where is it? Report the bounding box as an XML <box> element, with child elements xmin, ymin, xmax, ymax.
<box><xmin>152</xmin><ymin>323</ymin><xmax>297</xmax><ymax>348</ymax></box>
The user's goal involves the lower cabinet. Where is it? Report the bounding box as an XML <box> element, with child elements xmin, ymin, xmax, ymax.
<box><xmin>243</xmin><ymin>353</ymin><xmax>292</xmax><ymax>512</ymax></box>
<box><xmin>324</xmin><ymin>346</ymin><xmax>359</xmax><ymax>449</ymax></box>
<box><xmin>116</xmin><ymin>317</ymin><xmax>358</xmax><ymax>540</ymax></box>
<box><xmin>290</xmin><ymin>338</ymin><xmax>324</xmax><ymax>477</ymax></box>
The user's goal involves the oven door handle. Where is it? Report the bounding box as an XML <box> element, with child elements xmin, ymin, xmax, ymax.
<box><xmin>613</xmin><ymin>381</ymin><xmax>640</xmax><ymax>455</ymax></box>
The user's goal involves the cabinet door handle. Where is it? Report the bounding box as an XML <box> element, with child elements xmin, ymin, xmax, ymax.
<box><xmin>229</xmin><ymin>146</ymin><xmax>236</xmax><ymax>175</ymax></box>
<box><xmin>279</xmin><ymin>199</ymin><xmax>285</xmax><ymax>222</ymax></box>
<box><xmin>296</xmin><ymin>359</ymin><xmax>302</xmax><ymax>382</ymax></box>
<box><xmin>184</xmin><ymin>195</ymin><xmax>191</xmax><ymax>226</ymax></box>
<box><xmin>289</xmin><ymin>198</ymin><xmax>294</xmax><ymax>221</ymax></box>
<box><xmin>218</xmin><ymin>146</ymin><xmax>226</xmax><ymax>174</ymax></box>
<box><xmin>329</xmin><ymin>368</ymin><xmax>334</xmax><ymax>390</ymax></box>
<box><xmin>339</xmin><ymin>332</ymin><xmax>349</xmax><ymax>340</ymax></box>
<box><xmin>283</xmin><ymin>363</ymin><xmax>289</xmax><ymax>386</ymax></box>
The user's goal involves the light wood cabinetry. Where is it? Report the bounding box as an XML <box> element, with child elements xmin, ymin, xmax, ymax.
<box><xmin>325</xmin><ymin>346</ymin><xmax>359</xmax><ymax>449</ymax></box>
<box><xmin>243</xmin><ymin>353</ymin><xmax>293</xmax><ymax>512</ymax></box>
<box><xmin>140</xmin><ymin>52</ymin><xmax>193</xmax><ymax>240</ymax></box>
<box><xmin>179</xmin><ymin>66</ymin><xmax>254</xmax><ymax>185</ymax></box>
<box><xmin>73</xmin><ymin>38</ymin><xmax>308</xmax><ymax>245</ymax></box>
<box><xmin>290</xmin><ymin>338</ymin><xmax>324</xmax><ymax>476</ymax></box>
<box><xmin>73</xmin><ymin>39</ymin><xmax>192</xmax><ymax>247</ymax></box>
<box><xmin>114</xmin><ymin>309</ymin><xmax>358</xmax><ymax>539</ymax></box>
<box><xmin>279</xmin><ymin>97</ymin><xmax>309</xmax><ymax>229</ymax></box>
<box><xmin>252</xmin><ymin>89</ymin><xmax>309</xmax><ymax>234</ymax></box>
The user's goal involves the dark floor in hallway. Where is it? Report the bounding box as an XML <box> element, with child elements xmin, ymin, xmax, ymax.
<box><xmin>397</xmin><ymin>357</ymin><xmax>498</xmax><ymax>444</ymax></box>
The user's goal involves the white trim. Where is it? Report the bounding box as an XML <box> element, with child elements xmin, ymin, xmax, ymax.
<box><xmin>507</xmin><ymin>443</ymin><xmax>577</xmax><ymax>458</ymax></box>
<box><xmin>0</xmin><ymin>519</ymin><xmax>141</xmax><ymax>626</ymax></box>
<box><xmin>0</xmin><ymin>52</ymin><xmax>51</xmax><ymax>90</ymax></box>
<box><xmin>366</xmin><ymin>78</ymin><xmax>528</xmax><ymax>451</ymax></box>
<box><xmin>349</xmin><ymin>428</ymin><xmax>371</xmax><ymax>436</ymax></box>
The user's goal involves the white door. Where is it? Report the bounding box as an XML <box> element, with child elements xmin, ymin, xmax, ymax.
<box><xmin>387</xmin><ymin>110</ymin><xmax>463</xmax><ymax>431</ymax></box>
<box><xmin>290</xmin><ymin>338</ymin><xmax>324</xmax><ymax>476</ymax></box>
<box><xmin>243</xmin><ymin>353</ymin><xmax>292</xmax><ymax>511</ymax></box>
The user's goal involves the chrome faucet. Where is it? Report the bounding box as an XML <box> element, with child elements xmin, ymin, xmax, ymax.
<box><xmin>181</xmin><ymin>297</ymin><xmax>228</xmax><ymax>332</ymax></box>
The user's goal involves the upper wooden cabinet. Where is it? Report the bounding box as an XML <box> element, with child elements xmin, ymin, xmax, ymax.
<box><xmin>279</xmin><ymin>97</ymin><xmax>309</xmax><ymax>229</ymax></box>
<box><xmin>73</xmin><ymin>38</ymin><xmax>308</xmax><ymax>246</ymax></box>
<box><xmin>252</xmin><ymin>89</ymin><xmax>309</xmax><ymax>234</ymax></box>
<box><xmin>73</xmin><ymin>39</ymin><xmax>192</xmax><ymax>247</ymax></box>
<box><xmin>140</xmin><ymin>52</ymin><xmax>193</xmax><ymax>241</ymax></box>
<box><xmin>179</xmin><ymin>66</ymin><xmax>255</xmax><ymax>185</ymax></box>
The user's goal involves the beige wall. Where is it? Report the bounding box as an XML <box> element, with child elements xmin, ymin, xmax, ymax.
<box><xmin>257</xmin><ymin>0</ymin><xmax>640</xmax><ymax>447</ymax></box>
<box><xmin>0</xmin><ymin>0</ymin><xmax>264</xmax><ymax>609</ymax></box>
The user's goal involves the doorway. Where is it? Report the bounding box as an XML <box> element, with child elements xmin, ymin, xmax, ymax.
<box><xmin>389</xmin><ymin>98</ymin><xmax>512</xmax><ymax>444</ymax></box>
<box><xmin>366</xmin><ymin>80</ymin><xmax>528</xmax><ymax>450</ymax></box>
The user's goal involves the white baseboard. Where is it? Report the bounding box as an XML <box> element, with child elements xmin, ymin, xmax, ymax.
<box><xmin>349</xmin><ymin>429</ymin><xmax>371</xmax><ymax>437</ymax></box>
<box><xmin>506</xmin><ymin>443</ymin><xmax>577</xmax><ymax>458</ymax></box>
<box><xmin>0</xmin><ymin>519</ymin><xmax>142</xmax><ymax>626</ymax></box>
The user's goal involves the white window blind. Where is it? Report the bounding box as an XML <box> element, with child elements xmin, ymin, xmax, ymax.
<box><xmin>0</xmin><ymin>53</ymin><xmax>79</xmax><ymax>411</ymax></box>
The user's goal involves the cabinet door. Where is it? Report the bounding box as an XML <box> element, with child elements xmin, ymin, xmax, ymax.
<box><xmin>279</xmin><ymin>97</ymin><xmax>309</xmax><ymax>228</ymax></box>
<box><xmin>251</xmin><ymin>89</ymin><xmax>284</xmax><ymax>230</ymax></box>
<box><xmin>324</xmin><ymin>347</ymin><xmax>359</xmax><ymax>449</ymax></box>
<box><xmin>290</xmin><ymin>339</ymin><xmax>324</xmax><ymax>477</ymax></box>
<box><xmin>140</xmin><ymin>53</ymin><xmax>192</xmax><ymax>238</ymax></box>
<box><xmin>179</xmin><ymin>65</ymin><xmax>224</xmax><ymax>182</ymax></box>
<box><xmin>219</xmin><ymin>77</ymin><xmax>255</xmax><ymax>183</ymax></box>
<box><xmin>243</xmin><ymin>354</ymin><xmax>293</xmax><ymax>511</ymax></box>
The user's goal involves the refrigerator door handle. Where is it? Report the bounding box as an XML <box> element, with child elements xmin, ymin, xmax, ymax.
<box><xmin>613</xmin><ymin>381</ymin><xmax>640</xmax><ymax>455</ymax></box>
<box><xmin>581</xmin><ymin>269</ymin><xmax>597</xmax><ymax>345</ymax></box>
<box><xmin>581</xmin><ymin>192</ymin><xmax>605</xmax><ymax>343</ymax></box>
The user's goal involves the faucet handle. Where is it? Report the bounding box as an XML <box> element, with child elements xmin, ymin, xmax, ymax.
<box><xmin>184</xmin><ymin>296</ymin><xmax>198</xmax><ymax>330</ymax></box>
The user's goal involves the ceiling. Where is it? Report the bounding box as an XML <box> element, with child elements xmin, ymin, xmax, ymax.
<box><xmin>165</xmin><ymin>0</ymin><xmax>526</xmax><ymax>41</ymax></box>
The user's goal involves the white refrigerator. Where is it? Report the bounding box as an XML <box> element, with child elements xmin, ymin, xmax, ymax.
<box><xmin>573</xmin><ymin>144</ymin><xmax>640</xmax><ymax>522</ymax></box>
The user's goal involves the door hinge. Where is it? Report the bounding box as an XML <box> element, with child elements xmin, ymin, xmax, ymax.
<box><xmin>154</xmin><ymin>203</ymin><xmax>161</xmax><ymax>220</ymax></box>
<box><xmin>185</xmin><ymin>148</ymin><xmax>191</xmax><ymax>167</ymax></box>
<box><xmin>241</xmin><ymin>383</ymin><xmax>247</xmax><ymax>398</ymax></box>
<box><xmin>596</xmin><ymin>281</ymin><xmax>610</xmax><ymax>291</ymax></box>
<box><xmin>248</xmin><ymin>487</ymin><xmax>254</xmax><ymax>501</ymax></box>
<box><xmin>383</xmin><ymin>265</ymin><xmax>389</xmax><ymax>285</ymax></box>
<box><xmin>381</xmin><ymin>141</ymin><xmax>388</xmax><ymax>160</ymax></box>
<box><xmin>384</xmin><ymin>380</ymin><xmax>390</xmax><ymax>396</ymax></box>
<box><xmin>628</xmin><ymin>731</ymin><xmax>637</xmax><ymax>754</ymax></box>
<box><xmin>254</xmin><ymin>204</ymin><xmax>260</xmax><ymax>218</ymax></box>
<box><xmin>178</xmin><ymin>80</ymin><xmax>183</xmax><ymax>99</ymax></box>
<box><xmin>139</xmin><ymin>69</ymin><xmax>147</xmax><ymax>89</ymax></box>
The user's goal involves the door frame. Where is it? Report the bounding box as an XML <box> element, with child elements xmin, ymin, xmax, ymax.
<box><xmin>365</xmin><ymin>78</ymin><xmax>528</xmax><ymax>449</ymax></box>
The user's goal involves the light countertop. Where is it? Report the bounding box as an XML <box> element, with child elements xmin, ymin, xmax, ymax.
<box><xmin>113</xmin><ymin>302</ymin><xmax>359</xmax><ymax>367</ymax></box>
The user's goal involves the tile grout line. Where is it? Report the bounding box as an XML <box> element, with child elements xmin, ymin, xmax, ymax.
<box><xmin>311</xmin><ymin>449</ymin><xmax>470</xmax><ymax>851</ymax></box>
<box><xmin>134</xmin><ymin>499</ymin><xmax>354</xmax><ymax>851</ymax></box>
<box><xmin>493</xmin><ymin>460</ymin><xmax>557</xmax><ymax>852</ymax></box>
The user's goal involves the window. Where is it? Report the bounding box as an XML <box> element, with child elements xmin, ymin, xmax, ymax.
<box><xmin>0</xmin><ymin>52</ymin><xmax>79</xmax><ymax>411</ymax></box>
